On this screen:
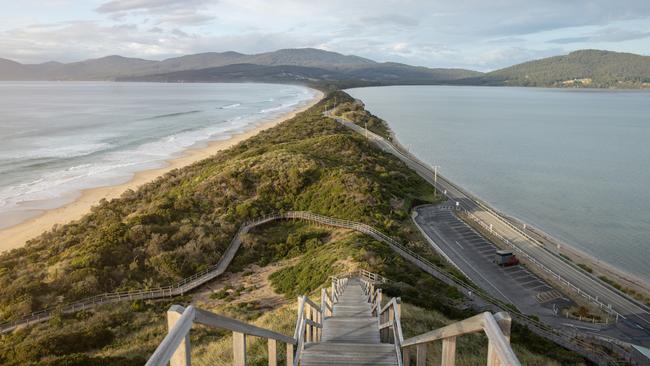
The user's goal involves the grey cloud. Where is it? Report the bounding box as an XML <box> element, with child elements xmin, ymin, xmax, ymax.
<box><xmin>549</xmin><ymin>28</ymin><xmax>650</xmax><ymax>44</ymax></box>
<box><xmin>0</xmin><ymin>20</ymin><xmax>326</xmax><ymax>64</ymax></box>
<box><xmin>470</xmin><ymin>47</ymin><xmax>564</xmax><ymax>69</ymax></box>
<box><xmin>428</xmin><ymin>1</ymin><xmax>650</xmax><ymax>37</ymax></box>
<box><xmin>359</xmin><ymin>14</ymin><xmax>419</xmax><ymax>27</ymax></box>
<box><xmin>157</xmin><ymin>10</ymin><xmax>215</xmax><ymax>25</ymax></box>
<box><xmin>485</xmin><ymin>37</ymin><xmax>528</xmax><ymax>44</ymax></box>
<box><xmin>96</xmin><ymin>0</ymin><xmax>203</xmax><ymax>13</ymax></box>
<box><xmin>171</xmin><ymin>28</ymin><xmax>189</xmax><ymax>37</ymax></box>
<box><xmin>96</xmin><ymin>0</ymin><xmax>215</xmax><ymax>26</ymax></box>
<box><xmin>5</xmin><ymin>0</ymin><xmax>650</xmax><ymax>70</ymax></box>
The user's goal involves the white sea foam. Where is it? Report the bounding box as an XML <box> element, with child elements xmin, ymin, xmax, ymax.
<box><xmin>0</xmin><ymin>82</ymin><xmax>316</xmax><ymax>227</ymax></box>
<box><xmin>0</xmin><ymin>142</ymin><xmax>113</xmax><ymax>160</ymax></box>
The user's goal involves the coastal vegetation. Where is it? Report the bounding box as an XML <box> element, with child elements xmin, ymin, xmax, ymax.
<box><xmin>463</xmin><ymin>49</ymin><xmax>650</xmax><ymax>88</ymax></box>
<box><xmin>0</xmin><ymin>91</ymin><xmax>436</xmax><ymax>364</ymax></box>
<box><xmin>598</xmin><ymin>275</ymin><xmax>650</xmax><ymax>307</ymax></box>
<box><xmin>331</xmin><ymin>100</ymin><xmax>393</xmax><ymax>140</ymax></box>
<box><xmin>0</xmin><ymin>91</ymin><xmax>586</xmax><ymax>365</ymax></box>
<box><xmin>220</xmin><ymin>223</ymin><xmax>586</xmax><ymax>365</ymax></box>
<box><xmin>1</xmin><ymin>91</ymin><xmax>426</xmax><ymax>319</ymax></box>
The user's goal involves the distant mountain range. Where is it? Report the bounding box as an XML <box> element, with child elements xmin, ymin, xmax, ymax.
<box><xmin>1</xmin><ymin>48</ymin><xmax>648</xmax><ymax>88</ymax></box>
<box><xmin>0</xmin><ymin>48</ymin><xmax>479</xmax><ymax>87</ymax></box>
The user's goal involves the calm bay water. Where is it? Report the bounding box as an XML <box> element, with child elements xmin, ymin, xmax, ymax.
<box><xmin>0</xmin><ymin>82</ymin><xmax>316</xmax><ymax>229</ymax></box>
<box><xmin>347</xmin><ymin>85</ymin><xmax>650</xmax><ymax>281</ymax></box>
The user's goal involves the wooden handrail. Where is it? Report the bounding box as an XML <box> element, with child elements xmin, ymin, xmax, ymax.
<box><xmin>147</xmin><ymin>287</ymin><xmax>334</xmax><ymax>366</ymax></box>
<box><xmin>292</xmin><ymin>292</ymin><xmax>329</xmax><ymax>366</ymax></box>
<box><xmin>303</xmin><ymin>296</ymin><xmax>321</xmax><ymax>311</ymax></box>
<box><xmin>194</xmin><ymin>308</ymin><xmax>297</xmax><ymax>344</ymax></box>
<box><xmin>146</xmin><ymin>273</ymin><xmax>520</xmax><ymax>366</ymax></box>
<box><xmin>361</xmin><ymin>272</ymin><xmax>520</xmax><ymax>366</ymax></box>
<box><xmin>146</xmin><ymin>306</ymin><xmax>196</xmax><ymax>366</ymax></box>
<box><xmin>146</xmin><ymin>304</ymin><xmax>299</xmax><ymax>366</ymax></box>
<box><xmin>401</xmin><ymin>311</ymin><xmax>520</xmax><ymax>366</ymax></box>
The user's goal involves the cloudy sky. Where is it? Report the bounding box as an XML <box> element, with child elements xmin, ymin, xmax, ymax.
<box><xmin>2</xmin><ymin>0</ymin><xmax>650</xmax><ymax>70</ymax></box>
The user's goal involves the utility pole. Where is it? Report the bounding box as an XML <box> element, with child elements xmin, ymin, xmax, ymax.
<box><xmin>432</xmin><ymin>165</ymin><xmax>440</xmax><ymax>198</ymax></box>
<box><xmin>365</xmin><ymin>120</ymin><xmax>368</xmax><ymax>139</ymax></box>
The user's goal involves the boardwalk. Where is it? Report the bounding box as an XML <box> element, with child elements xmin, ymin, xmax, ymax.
<box><xmin>301</xmin><ymin>278</ymin><xmax>398</xmax><ymax>365</ymax></box>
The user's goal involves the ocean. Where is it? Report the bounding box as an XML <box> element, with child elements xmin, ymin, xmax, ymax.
<box><xmin>0</xmin><ymin>82</ymin><xmax>316</xmax><ymax>229</ymax></box>
<box><xmin>347</xmin><ymin>85</ymin><xmax>650</xmax><ymax>281</ymax></box>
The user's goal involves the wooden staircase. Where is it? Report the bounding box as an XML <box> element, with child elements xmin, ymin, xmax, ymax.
<box><xmin>145</xmin><ymin>270</ymin><xmax>521</xmax><ymax>366</ymax></box>
<box><xmin>300</xmin><ymin>278</ymin><xmax>398</xmax><ymax>365</ymax></box>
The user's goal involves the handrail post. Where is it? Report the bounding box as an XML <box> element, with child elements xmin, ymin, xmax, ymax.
<box><xmin>268</xmin><ymin>339</ymin><xmax>277</xmax><ymax>366</ymax></box>
<box><xmin>403</xmin><ymin>348</ymin><xmax>411</xmax><ymax>366</ymax></box>
<box><xmin>396</xmin><ymin>297</ymin><xmax>401</xmax><ymax>320</ymax></box>
<box><xmin>378</xmin><ymin>289</ymin><xmax>383</xmax><ymax>313</ymax></box>
<box><xmin>306</xmin><ymin>305</ymin><xmax>312</xmax><ymax>342</ymax></box>
<box><xmin>295</xmin><ymin>296</ymin><xmax>304</xmax><ymax>339</ymax></box>
<box><xmin>441</xmin><ymin>337</ymin><xmax>456</xmax><ymax>366</ymax></box>
<box><xmin>416</xmin><ymin>344</ymin><xmax>427</xmax><ymax>366</ymax></box>
<box><xmin>167</xmin><ymin>305</ymin><xmax>191</xmax><ymax>366</ymax></box>
<box><xmin>488</xmin><ymin>312</ymin><xmax>512</xmax><ymax>366</ymax></box>
<box><xmin>286</xmin><ymin>344</ymin><xmax>294</xmax><ymax>366</ymax></box>
<box><xmin>388</xmin><ymin>306</ymin><xmax>395</xmax><ymax>344</ymax></box>
<box><xmin>320</xmin><ymin>288</ymin><xmax>326</xmax><ymax>318</ymax></box>
<box><xmin>494</xmin><ymin>312</ymin><xmax>512</xmax><ymax>341</ymax></box>
<box><xmin>487</xmin><ymin>343</ymin><xmax>498</xmax><ymax>366</ymax></box>
<box><xmin>317</xmin><ymin>310</ymin><xmax>322</xmax><ymax>341</ymax></box>
<box><xmin>233</xmin><ymin>331</ymin><xmax>246</xmax><ymax>366</ymax></box>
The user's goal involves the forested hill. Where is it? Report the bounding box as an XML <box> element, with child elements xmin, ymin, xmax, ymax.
<box><xmin>460</xmin><ymin>50</ymin><xmax>650</xmax><ymax>88</ymax></box>
<box><xmin>0</xmin><ymin>48</ymin><xmax>480</xmax><ymax>86</ymax></box>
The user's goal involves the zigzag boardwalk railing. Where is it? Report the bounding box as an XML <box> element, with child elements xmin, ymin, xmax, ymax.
<box><xmin>0</xmin><ymin>215</ymin><xmax>278</xmax><ymax>333</ymax></box>
<box><xmin>0</xmin><ymin>211</ymin><xmax>625</xmax><ymax>364</ymax></box>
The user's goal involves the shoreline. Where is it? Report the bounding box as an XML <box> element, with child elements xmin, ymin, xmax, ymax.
<box><xmin>0</xmin><ymin>90</ymin><xmax>324</xmax><ymax>254</ymax></box>
<box><xmin>376</xmin><ymin>107</ymin><xmax>650</xmax><ymax>298</ymax></box>
<box><xmin>442</xmin><ymin>171</ymin><xmax>650</xmax><ymax>298</ymax></box>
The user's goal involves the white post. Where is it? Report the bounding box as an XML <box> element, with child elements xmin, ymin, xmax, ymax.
<box><xmin>233</xmin><ymin>332</ymin><xmax>246</xmax><ymax>366</ymax></box>
<box><xmin>434</xmin><ymin>165</ymin><xmax>438</xmax><ymax>187</ymax></box>
<box><xmin>268</xmin><ymin>339</ymin><xmax>277</xmax><ymax>366</ymax></box>
<box><xmin>167</xmin><ymin>305</ymin><xmax>191</xmax><ymax>366</ymax></box>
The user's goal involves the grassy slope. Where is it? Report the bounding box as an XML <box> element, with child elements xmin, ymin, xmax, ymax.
<box><xmin>0</xmin><ymin>91</ymin><xmax>433</xmax><ymax>320</ymax></box>
<box><xmin>0</xmin><ymin>91</ymin><xmax>585</xmax><ymax>365</ymax></box>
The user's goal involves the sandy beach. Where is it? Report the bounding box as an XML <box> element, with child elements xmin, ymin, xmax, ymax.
<box><xmin>0</xmin><ymin>90</ymin><xmax>323</xmax><ymax>253</ymax></box>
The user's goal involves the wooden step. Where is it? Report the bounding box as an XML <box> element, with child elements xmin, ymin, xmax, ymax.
<box><xmin>333</xmin><ymin>304</ymin><xmax>371</xmax><ymax>317</ymax></box>
<box><xmin>321</xmin><ymin>316</ymin><xmax>380</xmax><ymax>344</ymax></box>
<box><xmin>301</xmin><ymin>281</ymin><xmax>398</xmax><ymax>365</ymax></box>
<box><xmin>300</xmin><ymin>342</ymin><xmax>398</xmax><ymax>366</ymax></box>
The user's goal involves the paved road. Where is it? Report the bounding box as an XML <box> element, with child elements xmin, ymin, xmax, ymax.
<box><xmin>410</xmin><ymin>205</ymin><xmax>643</xmax><ymax>336</ymax></box>
<box><xmin>413</xmin><ymin>205</ymin><xmax>567</xmax><ymax>313</ymax></box>
<box><xmin>328</xmin><ymin>110</ymin><xmax>650</xmax><ymax>346</ymax></box>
